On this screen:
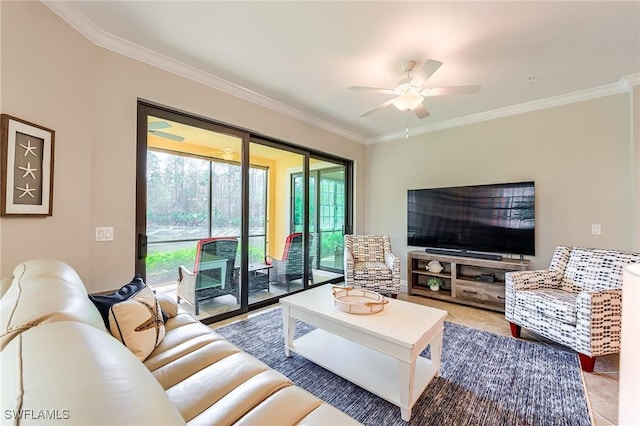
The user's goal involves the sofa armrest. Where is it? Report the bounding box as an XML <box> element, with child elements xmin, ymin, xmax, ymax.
<box><xmin>3</xmin><ymin>321</ymin><xmax>186</xmax><ymax>425</ymax></box>
<box><xmin>504</xmin><ymin>270</ymin><xmax>563</xmax><ymax>321</ymax></box>
<box><xmin>575</xmin><ymin>289</ymin><xmax>622</xmax><ymax>357</ymax></box>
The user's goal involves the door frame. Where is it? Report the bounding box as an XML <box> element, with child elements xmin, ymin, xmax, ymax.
<box><xmin>136</xmin><ymin>100</ymin><xmax>353</xmax><ymax>323</ymax></box>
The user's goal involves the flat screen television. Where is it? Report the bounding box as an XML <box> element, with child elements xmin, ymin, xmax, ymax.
<box><xmin>407</xmin><ymin>181</ymin><xmax>535</xmax><ymax>257</ymax></box>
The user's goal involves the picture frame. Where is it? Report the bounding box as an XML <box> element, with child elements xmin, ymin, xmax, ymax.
<box><xmin>1</xmin><ymin>114</ymin><xmax>55</xmax><ymax>216</ymax></box>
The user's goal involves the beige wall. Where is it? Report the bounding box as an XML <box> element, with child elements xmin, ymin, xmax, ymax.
<box><xmin>0</xmin><ymin>2</ymin><xmax>366</xmax><ymax>292</ymax></box>
<box><xmin>1</xmin><ymin>2</ymin><xmax>636</xmax><ymax>290</ymax></box>
<box><xmin>366</xmin><ymin>93</ymin><xmax>635</xmax><ymax>273</ymax></box>
<box><xmin>632</xmin><ymin>85</ymin><xmax>640</xmax><ymax>251</ymax></box>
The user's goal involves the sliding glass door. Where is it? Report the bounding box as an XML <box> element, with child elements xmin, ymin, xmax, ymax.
<box><xmin>139</xmin><ymin>110</ymin><xmax>246</xmax><ymax>321</ymax></box>
<box><xmin>136</xmin><ymin>102</ymin><xmax>352</xmax><ymax>323</ymax></box>
<box><xmin>248</xmin><ymin>140</ymin><xmax>309</xmax><ymax>302</ymax></box>
<box><xmin>292</xmin><ymin>158</ymin><xmax>347</xmax><ymax>283</ymax></box>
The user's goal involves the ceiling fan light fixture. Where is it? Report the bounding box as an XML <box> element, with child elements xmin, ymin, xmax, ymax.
<box><xmin>392</xmin><ymin>94</ymin><xmax>424</xmax><ymax>112</ymax></box>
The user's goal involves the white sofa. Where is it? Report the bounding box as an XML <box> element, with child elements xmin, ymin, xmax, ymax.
<box><xmin>0</xmin><ymin>259</ymin><xmax>360</xmax><ymax>425</ymax></box>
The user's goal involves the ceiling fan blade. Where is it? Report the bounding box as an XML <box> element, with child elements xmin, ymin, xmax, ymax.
<box><xmin>349</xmin><ymin>86</ymin><xmax>395</xmax><ymax>94</ymax></box>
<box><xmin>424</xmin><ymin>85</ymin><xmax>482</xmax><ymax>96</ymax></box>
<box><xmin>148</xmin><ymin>121</ymin><xmax>171</xmax><ymax>130</ymax></box>
<box><xmin>418</xmin><ymin>59</ymin><xmax>443</xmax><ymax>81</ymax></box>
<box><xmin>413</xmin><ymin>103</ymin><xmax>430</xmax><ymax>119</ymax></box>
<box><xmin>361</xmin><ymin>98</ymin><xmax>396</xmax><ymax>117</ymax></box>
<box><xmin>148</xmin><ymin>130</ymin><xmax>185</xmax><ymax>142</ymax></box>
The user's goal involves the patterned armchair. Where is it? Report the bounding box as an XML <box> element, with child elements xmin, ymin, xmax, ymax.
<box><xmin>344</xmin><ymin>235</ymin><xmax>400</xmax><ymax>297</ymax></box>
<box><xmin>505</xmin><ymin>246</ymin><xmax>640</xmax><ymax>372</ymax></box>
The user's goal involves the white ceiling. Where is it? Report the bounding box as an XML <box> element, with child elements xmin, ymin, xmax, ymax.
<box><xmin>45</xmin><ymin>1</ymin><xmax>640</xmax><ymax>144</ymax></box>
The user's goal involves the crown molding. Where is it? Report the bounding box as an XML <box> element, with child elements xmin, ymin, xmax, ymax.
<box><xmin>41</xmin><ymin>1</ymin><xmax>638</xmax><ymax>147</ymax></box>
<box><xmin>367</xmin><ymin>73</ymin><xmax>640</xmax><ymax>144</ymax></box>
<box><xmin>41</xmin><ymin>1</ymin><xmax>367</xmax><ymax>145</ymax></box>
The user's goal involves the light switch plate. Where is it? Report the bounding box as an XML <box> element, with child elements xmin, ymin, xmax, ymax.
<box><xmin>95</xmin><ymin>227</ymin><xmax>114</xmax><ymax>242</ymax></box>
<box><xmin>591</xmin><ymin>224</ymin><xmax>602</xmax><ymax>235</ymax></box>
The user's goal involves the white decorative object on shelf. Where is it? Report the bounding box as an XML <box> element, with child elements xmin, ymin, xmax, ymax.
<box><xmin>427</xmin><ymin>260</ymin><xmax>444</xmax><ymax>273</ymax></box>
<box><xmin>332</xmin><ymin>287</ymin><xmax>388</xmax><ymax>315</ymax></box>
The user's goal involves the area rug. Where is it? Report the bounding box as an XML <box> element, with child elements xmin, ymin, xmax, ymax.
<box><xmin>216</xmin><ymin>308</ymin><xmax>592</xmax><ymax>426</ymax></box>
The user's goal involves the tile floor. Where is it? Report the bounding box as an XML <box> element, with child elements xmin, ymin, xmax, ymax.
<box><xmin>210</xmin><ymin>290</ymin><xmax>619</xmax><ymax>426</ymax></box>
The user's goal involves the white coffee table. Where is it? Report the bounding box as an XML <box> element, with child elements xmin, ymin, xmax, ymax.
<box><xmin>279</xmin><ymin>285</ymin><xmax>447</xmax><ymax>421</ymax></box>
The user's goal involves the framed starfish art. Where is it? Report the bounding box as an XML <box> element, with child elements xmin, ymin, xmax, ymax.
<box><xmin>1</xmin><ymin>114</ymin><xmax>55</xmax><ymax>216</ymax></box>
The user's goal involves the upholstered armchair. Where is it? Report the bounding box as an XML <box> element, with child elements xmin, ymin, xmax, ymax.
<box><xmin>343</xmin><ymin>235</ymin><xmax>400</xmax><ymax>297</ymax></box>
<box><xmin>505</xmin><ymin>246</ymin><xmax>640</xmax><ymax>372</ymax></box>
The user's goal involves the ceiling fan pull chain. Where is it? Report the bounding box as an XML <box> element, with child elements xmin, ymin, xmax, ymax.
<box><xmin>405</xmin><ymin>115</ymin><xmax>409</xmax><ymax>140</ymax></box>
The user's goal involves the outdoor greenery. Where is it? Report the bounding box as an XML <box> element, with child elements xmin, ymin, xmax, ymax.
<box><xmin>145</xmin><ymin>149</ymin><xmax>347</xmax><ymax>284</ymax></box>
<box><xmin>147</xmin><ymin>150</ymin><xmax>266</xmax><ymax>236</ymax></box>
<box><xmin>146</xmin><ymin>246</ymin><xmax>196</xmax><ymax>283</ymax></box>
<box><xmin>146</xmin><ymin>241</ymin><xmax>269</xmax><ymax>284</ymax></box>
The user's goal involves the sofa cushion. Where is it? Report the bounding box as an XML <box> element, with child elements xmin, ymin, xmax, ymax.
<box><xmin>0</xmin><ymin>259</ymin><xmax>107</xmax><ymax>350</ymax></box>
<box><xmin>108</xmin><ymin>284</ymin><xmax>166</xmax><ymax>361</ymax></box>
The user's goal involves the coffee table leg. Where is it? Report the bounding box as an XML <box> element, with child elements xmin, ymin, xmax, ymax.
<box><xmin>397</xmin><ymin>359</ymin><xmax>415</xmax><ymax>421</ymax></box>
<box><xmin>281</xmin><ymin>307</ymin><xmax>295</xmax><ymax>357</ymax></box>
<box><xmin>430</xmin><ymin>329</ymin><xmax>444</xmax><ymax>376</ymax></box>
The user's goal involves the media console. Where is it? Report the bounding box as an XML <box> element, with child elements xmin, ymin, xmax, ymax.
<box><xmin>407</xmin><ymin>250</ymin><xmax>530</xmax><ymax>312</ymax></box>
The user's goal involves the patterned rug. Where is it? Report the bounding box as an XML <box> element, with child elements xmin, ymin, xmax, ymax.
<box><xmin>216</xmin><ymin>308</ymin><xmax>592</xmax><ymax>426</ymax></box>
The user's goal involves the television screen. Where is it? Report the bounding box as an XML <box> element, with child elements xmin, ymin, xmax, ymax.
<box><xmin>407</xmin><ymin>181</ymin><xmax>535</xmax><ymax>256</ymax></box>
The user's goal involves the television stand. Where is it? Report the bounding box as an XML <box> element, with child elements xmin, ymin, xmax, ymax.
<box><xmin>408</xmin><ymin>250</ymin><xmax>530</xmax><ymax>312</ymax></box>
<box><xmin>424</xmin><ymin>248</ymin><xmax>502</xmax><ymax>261</ymax></box>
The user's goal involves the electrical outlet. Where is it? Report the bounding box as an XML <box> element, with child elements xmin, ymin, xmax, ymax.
<box><xmin>95</xmin><ymin>227</ymin><xmax>114</xmax><ymax>242</ymax></box>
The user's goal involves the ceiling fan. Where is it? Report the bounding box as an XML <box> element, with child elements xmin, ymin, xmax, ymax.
<box><xmin>148</xmin><ymin>121</ymin><xmax>185</xmax><ymax>142</ymax></box>
<box><xmin>349</xmin><ymin>59</ymin><xmax>481</xmax><ymax>119</ymax></box>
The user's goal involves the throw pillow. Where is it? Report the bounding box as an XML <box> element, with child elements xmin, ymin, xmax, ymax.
<box><xmin>89</xmin><ymin>275</ymin><xmax>146</xmax><ymax>331</ymax></box>
<box><xmin>88</xmin><ymin>276</ymin><xmax>166</xmax><ymax>361</ymax></box>
<box><xmin>108</xmin><ymin>284</ymin><xmax>166</xmax><ymax>361</ymax></box>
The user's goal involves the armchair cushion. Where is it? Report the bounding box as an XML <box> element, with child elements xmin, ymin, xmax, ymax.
<box><xmin>353</xmin><ymin>262</ymin><xmax>393</xmax><ymax>280</ymax></box>
<box><xmin>516</xmin><ymin>289</ymin><xmax>578</xmax><ymax>325</ymax></box>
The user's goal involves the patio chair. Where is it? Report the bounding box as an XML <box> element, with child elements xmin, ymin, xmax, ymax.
<box><xmin>177</xmin><ymin>237</ymin><xmax>238</xmax><ymax>315</ymax></box>
<box><xmin>265</xmin><ymin>233</ymin><xmax>314</xmax><ymax>291</ymax></box>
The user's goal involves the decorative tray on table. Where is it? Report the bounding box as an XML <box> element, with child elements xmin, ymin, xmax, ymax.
<box><xmin>331</xmin><ymin>286</ymin><xmax>388</xmax><ymax>315</ymax></box>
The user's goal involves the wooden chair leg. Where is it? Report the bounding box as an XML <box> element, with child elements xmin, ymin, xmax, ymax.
<box><xmin>509</xmin><ymin>322</ymin><xmax>521</xmax><ymax>338</ymax></box>
<box><xmin>578</xmin><ymin>353</ymin><xmax>596</xmax><ymax>372</ymax></box>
